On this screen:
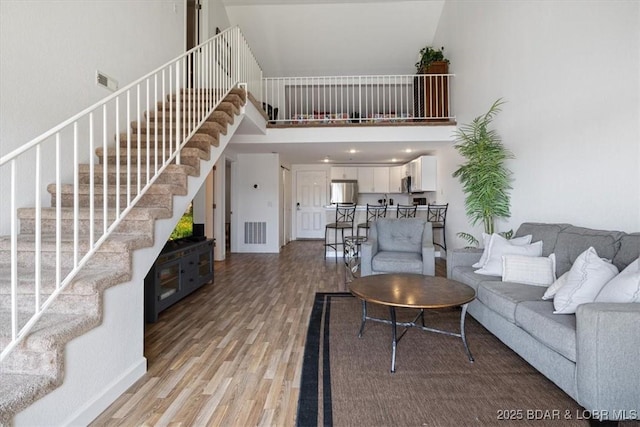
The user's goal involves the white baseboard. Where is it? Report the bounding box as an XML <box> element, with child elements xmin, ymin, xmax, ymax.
<box><xmin>63</xmin><ymin>357</ymin><xmax>147</xmax><ymax>426</ymax></box>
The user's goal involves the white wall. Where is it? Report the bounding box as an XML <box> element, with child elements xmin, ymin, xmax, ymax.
<box><xmin>235</xmin><ymin>153</ymin><xmax>281</xmax><ymax>252</ymax></box>
<box><xmin>0</xmin><ymin>0</ymin><xmax>186</xmax><ymax>234</ymax></box>
<box><xmin>431</xmin><ymin>0</ymin><xmax>640</xmax><ymax>250</ymax></box>
<box><xmin>226</xmin><ymin>1</ymin><xmax>445</xmax><ymax>77</ymax></box>
<box><xmin>206</xmin><ymin>0</ymin><xmax>231</xmax><ymax>37</ymax></box>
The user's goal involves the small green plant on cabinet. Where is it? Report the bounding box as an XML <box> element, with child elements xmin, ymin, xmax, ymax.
<box><xmin>452</xmin><ymin>99</ymin><xmax>514</xmax><ymax>247</ymax></box>
<box><xmin>415</xmin><ymin>46</ymin><xmax>449</xmax><ymax>73</ymax></box>
<box><xmin>170</xmin><ymin>204</ymin><xmax>194</xmax><ymax>240</ymax></box>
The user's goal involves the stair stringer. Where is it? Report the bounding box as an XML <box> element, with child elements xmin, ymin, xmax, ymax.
<box><xmin>10</xmin><ymin>105</ymin><xmax>247</xmax><ymax>427</ymax></box>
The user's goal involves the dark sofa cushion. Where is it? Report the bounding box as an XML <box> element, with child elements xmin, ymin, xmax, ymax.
<box><xmin>554</xmin><ymin>226</ymin><xmax>625</xmax><ymax>275</ymax></box>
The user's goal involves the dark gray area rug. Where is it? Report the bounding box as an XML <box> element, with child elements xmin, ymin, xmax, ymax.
<box><xmin>297</xmin><ymin>292</ymin><xmax>597</xmax><ymax>426</ymax></box>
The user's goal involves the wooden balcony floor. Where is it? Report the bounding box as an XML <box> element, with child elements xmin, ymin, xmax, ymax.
<box><xmin>267</xmin><ymin>119</ymin><xmax>456</xmax><ymax>129</ymax></box>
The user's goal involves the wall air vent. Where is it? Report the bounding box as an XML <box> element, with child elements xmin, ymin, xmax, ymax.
<box><xmin>96</xmin><ymin>71</ymin><xmax>118</xmax><ymax>92</ymax></box>
<box><xmin>244</xmin><ymin>222</ymin><xmax>267</xmax><ymax>244</ymax></box>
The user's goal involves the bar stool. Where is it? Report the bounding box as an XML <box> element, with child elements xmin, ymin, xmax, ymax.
<box><xmin>356</xmin><ymin>203</ymin><xmax>387</xmax><ymax>237</ymax></box>
<box><xmin>324</xmin><ymin>203</ymin><xmax>356</xmax><ymax>262</ymax></box>
<box><xmin>396</xmin><ymin>204</ymin><xmax>417</xmax><ymax>218</ymax></box>
<box><xmin>427</xmin><ymin>203</ymin><xmax>448</xmax><ymax>252</ymax></box>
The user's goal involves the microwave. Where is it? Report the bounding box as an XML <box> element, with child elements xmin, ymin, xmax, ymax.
<box><xmin>401</xmin><ymin>176</ymin><xmax>412</xmax><ymax>193</ymax></box>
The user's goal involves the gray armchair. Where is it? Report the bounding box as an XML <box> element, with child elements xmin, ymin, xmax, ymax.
<box><xmin>360</xmin><ymin>218</ymin><xmax>435</xmax><ymax>276</ymax></box>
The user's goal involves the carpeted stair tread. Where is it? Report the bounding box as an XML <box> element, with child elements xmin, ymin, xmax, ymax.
<box><xmin>95</xmin><ymin>146</ymin><xmax>209</xmax><ymax>161</ymax></box>
<box><xmin>202</xmin><ymin>120</ymin><xmax>228</xmax><ymax>136</ymax></box>
<box><xmin>215</xmin><ymin>101</ymin><xmax>241</xmax><ymax>117</ymax></box>
<box><xmin>129</xmin><ymin>118</ymin><xmax>230</xmax><ymax>134</ymax></box>
<box><xmin>155</xmin><ymin>98</ymin><xmax>242</xmax><ymax>114</ymax></box>
<box><xmin>47</xmin><ymin>182</ymin><xmax>188</xmax><ymax>197</ymax></box>
<box><xmin>17</xmin><ymin>206</ymin><xmax>172</xmax><ymax>222</ymax></box>
<box><xmin>0</xmin><ymin>310</ymin><xmax>98</xmax><ymax>349</ymax></box>
<box><xmin>128</xmin><ymin>121</ymin><xmax>228</xmax><ymax>139</ymax></box>
<box><xmin>116</xmin><ymin>134</ymin><xmax>220</xmax><ymax>151</ymax></box>
<box><xmin>161</xmin><ymin>92</ymin><xmax>245</xmax><ymax>112</ymax></box>
<box><xmin>0</xmin><ymin>373</ymin><xmax>59</xmax><ymax>426</ymax></box>
<box><xmin>17</xmin><ymin>206</ymin><xmax>170</xmax><ymax>237</ymax></box>
<box><xmin>0</xmin><ymin>232</ymin><xmax>152</xmax><ymax>254</ymax></box>
<box><xmin>147</xmin><ymin>97</ymin><xmax>241</xmax><ymax>112</ymax></box>
<box><xmin>77</xmin><ymin>163</ymin><xmax>197</xmax><ymax>185</ymax></box>
<box><xmin>0</xmin><ymin>265</ymin><xmax>130</xmax><ymax>296</ymax></box>
<box><xmin>145</xmin><ymin>108</ymin><xmax>233</xmax><ymax>122</ymax></box>
<box><xmin>0</xmin><ymin>233</ymin><xmax>151</xmax><ymax>273</ymax></box>
<box><xmin>172</xmin><ymin>87</ymin><xmax>246</xmax><ymax>101</ymax></box>
<box><xmin>209</xmin><ymin>110</ymin><xmax>234</xmax><ymax>125</ymax></box>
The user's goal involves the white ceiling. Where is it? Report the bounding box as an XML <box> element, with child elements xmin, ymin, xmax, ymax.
<box><xmin>231</xmin><ymin>127</ymin><xmax>453</xmax><ymax>165</ymax></box>
<box><xmin>228</xmin><ymin>139</ymin><xmax>453</xmax><ymax>164</ymax></box>
<box><xmin>223</xmin><ymin>0</ymin><xmax>449</xmax><ymax>165</ymax></box>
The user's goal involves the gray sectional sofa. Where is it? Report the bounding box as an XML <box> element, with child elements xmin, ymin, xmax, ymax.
<box><xmin>447</xmin><ymin>223</ymin><xmax>640</xmax><ymax>422</ymax></box>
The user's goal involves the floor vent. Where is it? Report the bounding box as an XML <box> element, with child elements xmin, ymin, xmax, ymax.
<box><xmin>244</xmin><ymin>221</ymin><xmax>267</xmax><ymax>244</ymax></box>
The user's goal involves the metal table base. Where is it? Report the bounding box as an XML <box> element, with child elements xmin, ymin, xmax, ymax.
<box><xmin>358</xmin><ymin>300</ymin><xmax>474</xmax><ymax>372</ymax></box>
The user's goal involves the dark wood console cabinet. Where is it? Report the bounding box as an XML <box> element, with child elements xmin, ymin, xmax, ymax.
<box><xmin>144</xmin><ymin>238</ymin><xmax>214</xmax><ymax>323</ymax></box>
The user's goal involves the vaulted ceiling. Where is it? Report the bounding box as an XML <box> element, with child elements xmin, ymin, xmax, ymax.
<box><xmin>225</xmin><ymin>1</ymin><xmax>445</xmax><ymax>77</ymax></box>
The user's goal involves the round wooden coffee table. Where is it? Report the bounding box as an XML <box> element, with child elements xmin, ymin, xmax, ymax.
<box><xmin>349</xmin><ymin>273</ymin><xmax>476</xmax><ymax>372</ymax></box>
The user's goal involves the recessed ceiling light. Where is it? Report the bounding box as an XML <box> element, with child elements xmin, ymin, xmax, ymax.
<box><xmin>323</xmin><ymin>157</ymin><xmax>330</xmax><ymax>163</ymax></box>
<box><xmin>405</xmin><ymin>149</ymin><xmax>413</xmax><ymax>153</ymax></box>
<box><xmin>349</xmin><ymin>149</ymin><xmax>357</xmax><ymax>154</ymax></box>
<box><xmin>391</xmin><ymin>158</ymin><xmax>398</xmax><ymax>162</ymax></box>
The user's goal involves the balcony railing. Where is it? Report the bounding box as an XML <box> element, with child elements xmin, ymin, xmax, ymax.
<box><xmin>262</xmin><ymin>74</ymin><xmax>454</xmax><ymax>125</ymax></box>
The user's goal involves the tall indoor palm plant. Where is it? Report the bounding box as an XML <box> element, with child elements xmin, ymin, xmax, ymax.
<box><xmin>452</xmin><ymin>99</ymin><xmax>514</xmax><ymax>246</ymax></box>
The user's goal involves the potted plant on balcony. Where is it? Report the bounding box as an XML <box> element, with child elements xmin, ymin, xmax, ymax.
<box><xmin>452</xmin><ymin>99</ymin><xmax>514</xmax><ymax>246</ymax></box>
<box><xmin>415</xmin><ymin>46</ymin><xmax>449</xmax><ymax>74</ymax></box>
<box><xmin>414</xmin><ymin>46</ymin><xmax>450</xmax><ymax>119</ymax></box>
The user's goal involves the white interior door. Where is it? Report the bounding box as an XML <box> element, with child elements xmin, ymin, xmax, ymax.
<box><xmin>296</xmin><ymin>170</ymin><xmax>327</xmax><ymax>239</ymax></box>
<box><xmin>283</xmin><ymin>167</ymin><xmax>292</xmax><ymax>245</ymax></box>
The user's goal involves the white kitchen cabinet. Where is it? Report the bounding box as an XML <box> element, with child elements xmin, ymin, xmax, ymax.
<box><xmin>357</xmin><ymin>167</ymin><xmax>389</xmax><ymax>193</ymax></box>
<box><xmin>389</xmin><ymin>166</ymin><xmax>403</xmax><ymax>193</ymax></box>
<box><xmin>405</xmin><ymin>159</ymin><xmax>418</xmax><ymax>188</ymax></box>
<box><xmin>357</xmin><ymin>167</ymin><xmax>374</xmax><ymax>192</ymax></box>
<box><xmin>373</xmin><ymin>167</ymin><xmax>389</xmax><ymax>193</ymax></box>
<box><xmin>411</xmin><ymin>155</ymin><xmax>437</xmax><ymax>192</ymax></box>
<box><xmin>331</xmin><ymin>167</ymin><xmax>358</xmax><ymax>180</ymax></box>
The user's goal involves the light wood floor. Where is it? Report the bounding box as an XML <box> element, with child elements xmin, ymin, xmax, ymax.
<box><xmin>91</xmin><ymin>240</ymin><xmax>446</xmax><ymax>426</ymax></box>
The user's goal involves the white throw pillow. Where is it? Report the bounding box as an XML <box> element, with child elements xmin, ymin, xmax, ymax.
<box><xmin>475</xmin><ymin>235</ymin><xmax>543</xmax><ymax>276</ymax></box>
<box><xmin>542</xmin><ymin>272</ymin><xmax>569</xmax><ymax>300</ymax></box>
<box><xmin>472</xmin><ymin>233</ymin><xmax>533</xmax><ymax>268</ymax></box>
<box><xmin>595</xmin><ymin>258</ymin><xmax>640</xmax><ymax>303</ymax></box>
<box><xmin>553</xmin><ymin>247</ymin><xmax>619</xmax><ymax>314</ymax></box>
<box><xmin>502</xmin><ymin>253</ymin><xmax>556</xmax><ymax>286</ymax></box>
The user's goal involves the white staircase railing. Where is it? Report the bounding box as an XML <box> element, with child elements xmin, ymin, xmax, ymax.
<box><xmin>0</xmin><ymin>26</ymin><xmax>262</xmax><ymax>362</ymax></box>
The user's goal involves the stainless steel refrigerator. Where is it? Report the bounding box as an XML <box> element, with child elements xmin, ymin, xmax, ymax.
<box><xmin>330</xmin><ymin>180</ymin><xmax>358</xmax><ymax>204</ymax></box>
